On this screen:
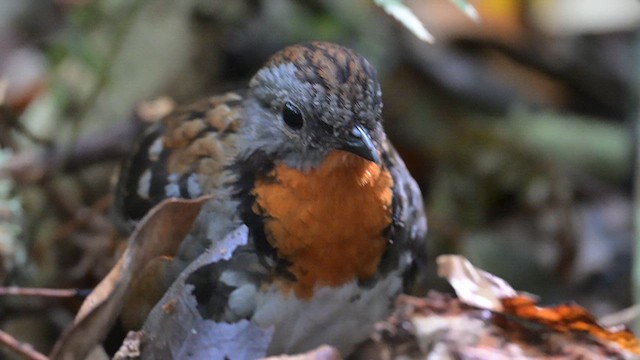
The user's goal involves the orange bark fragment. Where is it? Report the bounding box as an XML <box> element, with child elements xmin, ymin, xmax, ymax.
<box><xmin>501</xmin><ymin>295</ymin><xmax>640</xmax><ymax>354</ymax></box>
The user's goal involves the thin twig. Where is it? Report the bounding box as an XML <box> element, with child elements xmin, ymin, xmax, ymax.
<box><xmin>0</xmin><ymin>287</ymin><xmax>90</xmax><ymax>298</ymax></box>
<box><xmin>46</xmin><ymin>194</ymin><xmax>113</xmax><ymax>245</ymax></box>
<box><xmin>0</xmin><ymin>330</ymin><xmax>48</xmax><ymax>360</ymax></box>
<box><xmin>632</xmin><ymin>30</ymin><xmax>640</xmax><ymax>334</ymax></box>
<box><xmin>0</xmin><ymin>119</ymin><xmax>140</xmax><ymax>183</ymax></box>
<box><xmin>599</xmin><ymin>304</ymin><xmax>640</xmax><ymax>327</ymax></box>
<box><xmin>0</xmin><ymin>102</ymin><xmax>53</xmax><ymax>147</ymax></box>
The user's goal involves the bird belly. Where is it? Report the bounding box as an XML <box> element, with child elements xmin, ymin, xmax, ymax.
<box><xmin>251</xmin><ymin>270</ymin><xmax>403</xmax><ymax>356</ymax></box>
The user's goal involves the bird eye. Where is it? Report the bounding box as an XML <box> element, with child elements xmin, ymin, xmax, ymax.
<box><xmin>282</xmin><ymin>102</ymin><xmax>304</xmax><ymax>130</ymax></box>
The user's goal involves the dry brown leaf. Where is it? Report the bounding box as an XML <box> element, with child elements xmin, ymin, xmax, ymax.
<box><xmin>436</xmin><ymin>254</ymin><xmax>640</xmax><ymax>357</ymax></box>
<box><xmin>120</xmin><ymin>256</ymin><xmax>176</xmax><ymax>329</ymax></box>
<box><xmin>113</xmin><ymin>331</ymin><xmax>144</xmax><ymax>360</ymax></box>
<box><xmin>75</xmin><ymin>251</ymin><xmax>125</xmax><ymax>321</ymax></box>
<box><xmin>358</xmin><ymin>291</ymin><xmax>638</xmax><ymax>359</ymax></box>
<box><xmin>49</xmin><ymin>196</ymin><xmax>211</xmax><ymax>360</ymax></box>
<box><xmin>436</xmin><ymin>254</ymin><xmax>516</xmax><ymax>311</ymax></box>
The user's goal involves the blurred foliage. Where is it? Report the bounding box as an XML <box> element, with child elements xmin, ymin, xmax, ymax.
<box><xmin>0</xmin><ymin>0</ymin><xmax>638</xmax><ymax>357</ymax></box>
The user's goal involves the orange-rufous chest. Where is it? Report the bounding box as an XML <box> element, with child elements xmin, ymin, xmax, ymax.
<box><xmin>251</xmin><ymin>150</ymin><xmax>394</xmax><ymax>298</ymax></box>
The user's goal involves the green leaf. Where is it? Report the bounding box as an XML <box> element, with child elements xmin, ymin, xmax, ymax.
<box><xmin>374</xmin><ymin>0</ymin><xmax>434</xmax><ymax>43</ymax></box>
<box><xmin>450</xmin><ymin>0</ymin><xmax>480</xmax><ymax>22</ymax></box>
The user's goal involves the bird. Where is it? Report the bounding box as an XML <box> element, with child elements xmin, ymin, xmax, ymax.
<box><xmin>113</xmin><ymin>41</ymin><xmax>427</xmax><ymax>357</ymax></box>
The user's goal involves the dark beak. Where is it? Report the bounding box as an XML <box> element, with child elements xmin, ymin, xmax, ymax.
<box><xmin>340</xmin><ymin>125</ymin><xmax>380</xmax><ymax>164</ymax></box>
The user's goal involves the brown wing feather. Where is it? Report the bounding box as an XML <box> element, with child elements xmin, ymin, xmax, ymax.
<box><xmin>113</xmin><ymin>92</ymin><xmax>244</xmax><ymax>231</ymax></box>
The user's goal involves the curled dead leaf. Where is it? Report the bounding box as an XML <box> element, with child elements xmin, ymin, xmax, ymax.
<box><xmin>437</xmin><ymin>254</ymin><xmax>516</xmax><ymax>311</ymax></box>
<box><xmin>49</xmin><ymin>196</ymin><xmax>211</xmax><ymax>360</ymax></box>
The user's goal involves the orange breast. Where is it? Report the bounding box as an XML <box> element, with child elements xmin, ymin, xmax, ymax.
<box><xmin>252</xmin><ymin>150</ymin><xmax>394</xmax><ymax>299</ymax></box>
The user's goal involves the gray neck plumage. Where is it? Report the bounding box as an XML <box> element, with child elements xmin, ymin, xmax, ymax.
<box><xmin>238</xmin><ymin>96</ymin><xmax>330</xmax><ymax>171</ymax></box>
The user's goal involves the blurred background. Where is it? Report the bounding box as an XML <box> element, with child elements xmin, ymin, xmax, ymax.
<box><xmin>0</xmin><ymin>0</ymin><xmax>638</xmax><ymax>356</ymax></box>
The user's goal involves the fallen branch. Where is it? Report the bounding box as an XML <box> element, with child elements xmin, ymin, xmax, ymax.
<box><xmin>0</xmin><ymin>329</ymin><xmax>48</xmax><ymax>360</ymax></box>
<box><xmin>0</xmin><ymin>287</ymin><xmax>90</xmax><ymax>298</ymax></box>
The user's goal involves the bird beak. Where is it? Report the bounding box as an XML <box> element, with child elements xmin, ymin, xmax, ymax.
<box><xmin>340</xmin><ymin>125</ymin><xmax>380</xmax><ymax>164</ymax></box>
